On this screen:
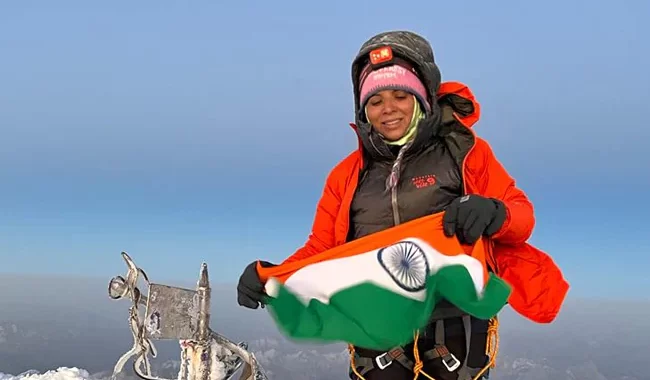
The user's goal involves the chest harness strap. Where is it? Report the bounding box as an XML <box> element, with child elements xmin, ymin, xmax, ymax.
<box><xmin>348</xmin><ymin>315</ymin><xmax>500</xmax><ymax>380</ymax></box>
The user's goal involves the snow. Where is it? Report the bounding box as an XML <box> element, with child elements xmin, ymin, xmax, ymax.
<box><xmin>0</xmin><ymin>368</ymin><xmax>95</xmax><ymax>380</ymax></box>
<box><xmin>209</xmin><ymin>343</ymin><xmax>233</xmax><ymax>380</ymax></box>
<box><xmin>0</xmin><ymin>341</ymin><xmax>247</xmax><ymax>380</ymax></box>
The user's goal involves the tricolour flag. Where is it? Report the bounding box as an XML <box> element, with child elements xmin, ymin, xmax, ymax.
<box><xmin>256</xmin><ymin>212</ymin><xmax>511</xmax><ymax>351</ymax></box>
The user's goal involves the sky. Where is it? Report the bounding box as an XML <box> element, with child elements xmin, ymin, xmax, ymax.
<box><xmin>0</xmin><ymin>1</ymin><xmax>649</xmax><ymax>301</ymax></box>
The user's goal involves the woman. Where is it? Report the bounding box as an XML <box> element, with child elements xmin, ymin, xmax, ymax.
<box><xmin>237</xmin><ymin>30</ymin><xmax>568</xmax><ymax>380</ymax></box>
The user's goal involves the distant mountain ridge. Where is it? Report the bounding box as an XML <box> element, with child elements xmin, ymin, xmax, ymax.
<box><xmin>0</xmin><ymin>274</ymin><xmax>647</xmax><ymax>380</ymax></box>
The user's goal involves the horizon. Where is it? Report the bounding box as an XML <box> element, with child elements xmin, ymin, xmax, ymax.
<box><xmin>1</xmin><ymin>270</ymin><xmax>648</xmax><ymax>306</ymax></box>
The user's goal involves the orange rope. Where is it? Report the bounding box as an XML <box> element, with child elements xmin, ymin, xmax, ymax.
<box><xmin>348</xmin><ymin>344</ymin><xmax>365</xmax><ymax>380</ymax></box>
<box><xmin>348</xmin><ymin>317</ymin><xmax>500</xmax><ymax>380</ymax></box>
<box><xmin>471</xmin><ymin>317</ymin><xmax>500</xmax><ymax>380</ymax></box>
<box><xmin>411</xmin><ymin>330</ymin><xmax>436</xmax><ymax>379</ymax></box>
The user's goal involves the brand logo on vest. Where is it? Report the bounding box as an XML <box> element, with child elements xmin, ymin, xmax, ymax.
<box><xmin>411</xmin><ymin>174</ymin><xmax>437</xmax><ymax>189</ymax></box>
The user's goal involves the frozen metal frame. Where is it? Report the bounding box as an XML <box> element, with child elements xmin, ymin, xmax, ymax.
<box><xmin>108</xmin><ymin>252</ymin><xmax>268</xmax><ymax>380</ymax></box>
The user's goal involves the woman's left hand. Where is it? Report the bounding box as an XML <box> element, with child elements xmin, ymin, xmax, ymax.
<box><xmin>442</xmin><ymin>195</ymin><xmax>507</xmax><ymax>244</ymax></box>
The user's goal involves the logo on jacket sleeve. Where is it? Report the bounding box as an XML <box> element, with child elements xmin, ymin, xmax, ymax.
<box><xmin>411</xmin><ymin>174</ymin><xmax>437</xmax><ymax>189</ymax></box>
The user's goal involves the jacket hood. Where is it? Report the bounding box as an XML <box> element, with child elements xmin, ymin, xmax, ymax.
<box><xmin>351</xmin><ymin>30</ymin><xmax>442</xmax><ymax>124</ymax></box>
<box><xmin>436</xmin><ymin>81</ymin><xmax>481</xmax><ymax>129</ymax></box>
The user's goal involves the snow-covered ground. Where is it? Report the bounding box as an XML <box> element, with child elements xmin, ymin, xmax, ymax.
<box><xmin>0</xmin><ymin>368</ymin><xmax>99</xmax><ymax>380</ymax></box>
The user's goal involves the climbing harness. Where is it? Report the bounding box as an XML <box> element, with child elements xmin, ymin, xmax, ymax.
<box><xmin>108</xmin><ymin>251</ymin><xmax>268</xmax><ymax>380</ymax></box>
<box><xmin>348</xmin><ymin>306</ymin><xmax>500</xmax><ymax>380</ymax></box>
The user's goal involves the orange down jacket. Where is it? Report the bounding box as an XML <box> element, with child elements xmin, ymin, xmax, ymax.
<box><xmin>280</xmin><ymin>81</ymin><xmax>569</xmax><ymax>324</ymax></box>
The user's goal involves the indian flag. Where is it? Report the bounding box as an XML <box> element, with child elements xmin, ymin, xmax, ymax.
<box><xmin>256</xmin><ymin>212</ymin><xmax>511</xmax><ymax>351</ymax></box>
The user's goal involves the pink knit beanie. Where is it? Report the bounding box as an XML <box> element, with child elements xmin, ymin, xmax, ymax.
<box><xmin>359</xmin><ymin>63</ymin><xmax>431</xmax><ymax>113</ymax></box>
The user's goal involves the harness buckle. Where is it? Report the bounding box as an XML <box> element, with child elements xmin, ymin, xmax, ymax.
<box><xmin>434</xmin><ymin>345</ymin><xmax>461</xmax><ymax>372</ymax></box>
<box><xmin>442</xmin><ymin>353</ymin><xmax>460</xmax><ymax>372</ymax></box>
<box><xmin>435</xmin><ymin>345</ymin><xmax>461</xmax><ymax>372</ymax></box>
<box><xmin>374</xmin><ymin>352</ymin><xmax>393</xmax><ymax>370</ymax></box>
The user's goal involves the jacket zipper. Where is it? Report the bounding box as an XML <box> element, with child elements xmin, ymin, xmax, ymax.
<box><xmin>391</xmin><ymin>181</ymin><xmax>400</xmax><ymax>226</ymax></box>
<box><xmin>369</xmin><ymin>136</ymin><xmax>402</xmax><ymax>226</ymax></box>
<box><xmin>389</xmin><ymin>153</ymin><xmax>401</xmax><ymax>227</ymax></box>
<box><xmin>369</xmin><ymin>131</ymin><xmax>404</xmax><ymax>227</ymax></box>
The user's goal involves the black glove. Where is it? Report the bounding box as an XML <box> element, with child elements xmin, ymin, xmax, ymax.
<box><xmin>443</xmin><ymin>195</ymin><xmax>507</xmax><ymax>245</ymax></box>
<box><xmin>237</xmin><ymin>260</ymin><xmax>276</xmax><ymax>309</ymax></box>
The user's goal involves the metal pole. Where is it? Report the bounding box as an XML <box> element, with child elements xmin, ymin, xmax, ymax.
<box><xmin>197</xmin><ymin>263</ymin><xmax>211</xmax><ymax>341</ymax></box>
<box><xmin>195</xmin><ymin>262</ymin><xmax>212</xmax><ymax>380</ymax></box>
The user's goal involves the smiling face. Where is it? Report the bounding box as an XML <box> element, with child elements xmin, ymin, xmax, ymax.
<box><xmin>365</xmin><ymin>89</ymin><xmax>415</xmax><ymax>141</ymax></box>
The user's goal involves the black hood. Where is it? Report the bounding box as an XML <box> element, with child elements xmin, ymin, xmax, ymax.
<box><xmin>351</xmin><ymin>30</ymin><xmax>442</xmax><ymax>124</ymax></box>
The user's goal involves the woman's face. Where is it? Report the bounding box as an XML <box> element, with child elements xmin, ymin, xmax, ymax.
<box><xmin>365</xmin><ymin>89</ymin><xmax>414</xmax><ymax>141</ymax></box>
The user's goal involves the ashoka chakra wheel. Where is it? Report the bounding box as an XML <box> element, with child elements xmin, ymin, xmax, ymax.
<box><xmin>377</xmin><ymin>241</ymin><xmax>429</xmax><ymax>292</ymax></box>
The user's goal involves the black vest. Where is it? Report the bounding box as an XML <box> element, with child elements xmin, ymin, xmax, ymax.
<box><xmin>348</xmin><ymin>128</ymin><xmax>463</xmax><ymax>241</ymax></box>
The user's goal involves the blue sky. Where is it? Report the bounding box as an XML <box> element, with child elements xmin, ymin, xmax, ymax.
<box><xmin>1</xmin><ymin>1</ymin><xmax>648</xmax><ymax>301</ymax></box>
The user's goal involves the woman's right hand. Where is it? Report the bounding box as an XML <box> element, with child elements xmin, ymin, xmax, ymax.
<box><xmin>236</xmin><ymin>260</ymin><xmax>274</xmax><ymax>309</ymax></box>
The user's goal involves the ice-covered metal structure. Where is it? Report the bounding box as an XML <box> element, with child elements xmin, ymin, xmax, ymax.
<box><xmin>108</xmin><ymin>252</ymin><xmax>268</xmax><ymax>380</ymax></box>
